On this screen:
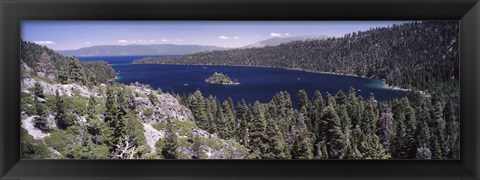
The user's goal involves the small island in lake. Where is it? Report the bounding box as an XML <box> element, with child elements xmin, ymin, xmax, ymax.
<box><xmin>205</xmin><ymin>72</ymin><xmax>239</xmax><ymax>85</ymax></box>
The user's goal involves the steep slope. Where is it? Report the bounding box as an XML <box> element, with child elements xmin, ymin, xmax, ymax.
<box><xmin>20</xmin><ymin>41</ymin><xmax>248</xmax><ymax>159</ymax></box>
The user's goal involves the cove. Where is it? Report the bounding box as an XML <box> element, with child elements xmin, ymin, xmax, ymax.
<box><xmin>78</xmin><ymin>56</ymin><xmax>407</xmax><ymax>108</ymax></box>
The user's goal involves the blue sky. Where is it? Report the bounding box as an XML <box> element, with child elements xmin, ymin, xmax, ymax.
<box><xmin>21</xmin><ymin>21</ymin><xmax>411</xmax><ymax>50</ymax></box>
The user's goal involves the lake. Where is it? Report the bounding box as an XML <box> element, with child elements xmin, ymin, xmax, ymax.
<box><xmin>78</xmin><ymin>55</ymin><xmax>407</xmax><ymax>107</ymax></box>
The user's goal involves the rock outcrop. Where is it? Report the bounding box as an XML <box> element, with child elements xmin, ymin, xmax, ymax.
<box><xmin>131</xmin><ymin>84</ymin><xmax>194</xmax><ymax>124</ymax></box>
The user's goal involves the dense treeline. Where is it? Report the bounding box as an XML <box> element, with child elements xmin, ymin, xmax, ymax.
<box><xmin>173</xmin><ymin>88</ymin><xmax>459</xmax><ymax>159</ymax></box>
<box><xmin>135</xmin><ymin>21</ymin><xmax>459</xmax><ymax>94</ymax></box>
<box><xmin>80</xmin><ymin>61</ymin><xmax>117</xmax><ymax>85</ymax></box>
<box><xmin>21</xmin><ymin>40</ymin><xmax>116</xmax><ymax>86</ymax></box>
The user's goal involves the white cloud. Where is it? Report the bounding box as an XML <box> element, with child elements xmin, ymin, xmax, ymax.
<box><xmin>117</xmin><ymin>40</ymin><xmax>129</xmax><ymax>43</ymax></box>
<box><xmin>233</xmin><ymin>36</ymin><xmax>240</xmax><ymax>39</ymax></box>
<box><xmin>284</xmin><ymin>33</ymin><xmax>290</xmax><ymax>36</ymax></box>
<box><xmin>176</xmin><ymin>39</ymin><xmax>184</xmax><ymax>42</ymax></box>
<box><xmin>218</xmin><ymin>36</ymin><xmax>231</xmax><ymax>40</ymax></box>
<box><xmin>161</xmin><ymin>39</ymin><xmax>169</xmax><ymax>42</ymax></box>
<box><xmin>270</xmin><ymin>32</ymin><xmax>282</xmax><ymax>37</ymax></box>
<box><xmin>149</xmin><ymin>40</ymin><xmax>155</xmax><ymax>43</ymax></box>
<box><xmin>33</xmin><ymin>41</ymin><xmax>55</xmax><ymax>45</ymax></box>
<box><xmin>85</xmin><ymin>42</ymin><xmax>92</xmax><ymax>45</ymax></box>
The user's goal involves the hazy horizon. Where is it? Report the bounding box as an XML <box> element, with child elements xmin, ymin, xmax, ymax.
<box><xmin>21</xmin><ymin>21</ymin><xmax>411</xmax><ymax>50</ymax></box>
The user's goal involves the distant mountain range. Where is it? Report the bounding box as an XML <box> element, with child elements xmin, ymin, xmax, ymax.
<box><xmin>242</xmin><ymin>35</ymin><xmax>328</xmax><ymax>48</ymax></box>
<box><xmin>57</xmin><ymin>44</ymin><xmax>226</xmax><ymax>56</ymax></box>
<box><xmin>56</xmin><ymin>35</ymin><xmax>328</xmax><ymax>56</ymax></box>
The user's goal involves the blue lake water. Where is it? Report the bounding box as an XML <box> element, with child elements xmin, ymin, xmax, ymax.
<box><xmin>78</xmin><ymin>55</ymin><xmax>406</xmax><ymax>107</ymax></box>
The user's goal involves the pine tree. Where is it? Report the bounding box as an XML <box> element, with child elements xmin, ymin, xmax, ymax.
<box><xmin>215</xmin><ymin>100</ymin><xmax>228</xmax><ymax>139</ymax></box>
<box><xmin>55</xmin><ymin>89</ymin><xmax>72</xmax><ymax>129</ymax></box>
<box><xmin>391</xmin><ymin>99</ymin><xmax>406</xmax><ymax>158</ymax></box>
<box><xmin>299</xmin><ymin>105</ymin><xmax>312</xmax><ymax>132</ymax></box>
<box><xmin>248</xmin><ymin>101</ymin><xmax>267</xmax><ymax>159</ymax></box>
<box><xmin>415</xmin><ymin>99</ymin><xmax>431</xmax><ymax>150</ymax></box>
<box><xmin>235</xmin><ymin>99</ymin><xmax>249</xmax><ymax>146</ymax></box>
<box><xmin>338</xmin><ymin>105</ymin><xmax>351</xmax><ymax>152</ymax></box>
<box><xmin>292</xmin><ymin>112</ymin><xmax>314</xmax><ymax>159</ymax></box>
<box><xmin>358</xmin><ymin>134</ymin><xmax>391</xmax><ymax>159</ymax></box>
<box><xmin>292</xmin><ymin>135</ymin><xmax>314</xmax><ymax>159</ymax></box>
<box><xmin>85</xmin><ymin>95</ymin><xmax>102</xmax><ymax>143</ymax></box>
<box><xmin>314</xmin><ymin>141</ymin><xmax>329</xmax><ymax>159</ymax></box>
<box><xmin>402</xmin><ymin>103</ymin><xmax>418</xmax><ymax>158</ymax></box>
<box><xmin>325</xmin><ymin>92</ymin><xmax>336</xmax><ymax>107</ymax></box>
<box><xmin>33</xmin><ymin>82</ymin><xmax>45</xmax><ymax>99</ymax></box>
<box><xmin>431</xmin><ymin>101</ymin><xmax>446</xmax><ymax>159</ymax></box>
<box><xmin>68</xmin><ymin>57</ymin><xmax>87</xmax><ymax>85</ymax></box>
<box><xmin>222</xmin><ymin>99</ymin><xmax>236</xmax><ymax>139</ymax></box>
<box><xmin>444</xmin><ymin>99</ymin><xmax>459</xmax><ymax>159</ymax></box>
<box><xmin>347</xmin><ymin>87</ymin><xmax>360</xmax><ymax>127</ymax></box>
<box><xmin>58</xmin><ymin>70</ymin><xmax>69</xmax><ymax>84</ymax></box>
<box><xmin>343</xmin><ymin>142</ymin><xmax>362</xmax><ymax>159</ymax></box>
<box><xmin>162</xmin><ymin>119</ymin><xmax>178</xmax><ymax>159</ymax></box>
<box><xmin>311</xmin><ymin>90</ymin><xmax>325</xmax><ymax>141</ymax></box>
<box><xmin>188</xmin><ymin>90</ymin><xmax>209</xmax><ymax>130</ymax></box>
<box><xmin>33</xmin><ymin>96</ymin><xmax>48</xmax><ymax>132</ymax></box>
<box><xmin>361</xmin><ymin>94</ymin><xmax>378</xmax><ymax>134</ymax></box>
<box><xmin>192</xmin><ymin>134</ymin><xmax>205</xmax><ymax>159</ymax></box>
<box><xmin>262</xmin><ymin>116</ymin><xmax>288</xmax><ymax>159</ymax></box>
<box><xmin>35</xmin><ymin>52</ymin><xmax>57</xmax><ymax>80</ymax></box>
<box><xmin>321</xmin><ymin>105</ymin><xmax>345</xmax><ymax>159</ymax></box>
<box><xmin>104</xmin><ymin>85</ymin><xmax>122</xmax><ymax>151</ymax></box>
<box><xmin>86</xmin><ymin>95</ymin><xmax>97</xmax><ymax>120</ymax></box>
<box><xmin>416</xmin><ymin>144</ymin><xmax>432</xmax><ymax>159</ymax></box>
<box><xmin>32</xmin><ymin>82</ymin><xmax>48</xmax><ymax>132</ymax></box>
<box><xmin>205</xmin><ymin>99</ymin><xmax>217</xmax><ymax>134</ymax></box>
<box><xmin>335</xmin><ymin>90</ymin><xmax>348</xmax><ymax>106</ymax></box>
<box><xmin>297</xmin><ymin>89</ymin><xmax>309</xmax><ymax>109</ymax></box>
<box><xmin>376</xmin><ymin>105</ymin><xmax>394</xmax><ymax>151</ymax></box>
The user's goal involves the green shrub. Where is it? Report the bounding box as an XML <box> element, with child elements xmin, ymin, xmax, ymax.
<box><xmin>143</xmin><ymin>108</ymin><xmax>154</xmax><ymax>117</ymax></box>
<box><xmin>20</xmin><ymin>128</ymin><xmax>50</xmax><ymax>159</ymax></box>
<box><xmin>23</xmin><ymin>105</ymin><xmax>36</xmax><ymax>116</ymax></box>
<box><xmin>175</xmin><ymin>121</ymin><xmax>197</xmax><ymax>137</ymax></box>
<box><xmin>44</xmin><ymin>95</ymin><xmax>56</xmax><ymax>112</ymax></box>
<box><xmin>152</xmin><ymin>122</ymin><xmax>167</xmax><ymax>131</ymax></box>
<box><xmin>149</xmin><ymin>92</ymin><xmax>158</xmax><ymax>104</ymax></box>
<box><xmin>20</xmin><ymin>92</ymin><xmax>33</xmax><ymax>106</ymax></box>
<box><xmin>62</xmin><ymin>114</ymin><xmax>77</xmax><ymax>128</ymax></box>
<box><xmin>203</xmin><ymin>137</ymin><xmax>224</xmax><ymax>151</ymax></box>
<box><xmin>33</xmin><ymin>116</ymin><xmax>49</xmax><ymax>132</ymax></box>
<box><xmin>155</xmin><ymin>138</ymin><xmax>165</xmax><ymax>158</ymax></box>
<box><xmin>64</xmin><ymin>95</ymin><xmax>88</xmax><ymax>115</ymax></box>
<box><xmin>44</xmin><ymin>129</ymin><xmax>75</xmax><ymax>154</ymax></box>
<box><xmin>89</xmin><ymin>144</ymin><xmax>111</xmax><ymax>159</ymax></box>
<box><xmin>135</xmin><ymin>92</ymin><xmax>147</xmax><ymax>98</ymax></box>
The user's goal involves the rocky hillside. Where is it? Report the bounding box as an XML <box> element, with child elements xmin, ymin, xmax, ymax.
<box><xmin>20</xmin><ymin>41</ymin><xmax>248</xmax><ymax>159</ymax></box>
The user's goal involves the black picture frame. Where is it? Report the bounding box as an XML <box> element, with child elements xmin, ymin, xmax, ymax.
<box><xmin>1</xmin><ymin>0</ymin><xmax>479</xmax><ymax>179</ymax></box>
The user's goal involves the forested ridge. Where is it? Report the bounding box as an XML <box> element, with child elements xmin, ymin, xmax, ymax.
<box><xmin>21</xmin><ymin>41</ymin><xmax>116</xmax><ymax>86</ymax></box>
<box><xmin>135</xmin><ymin>21</ymin><xmax>459</xmax><ymax>94</ymax></box>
